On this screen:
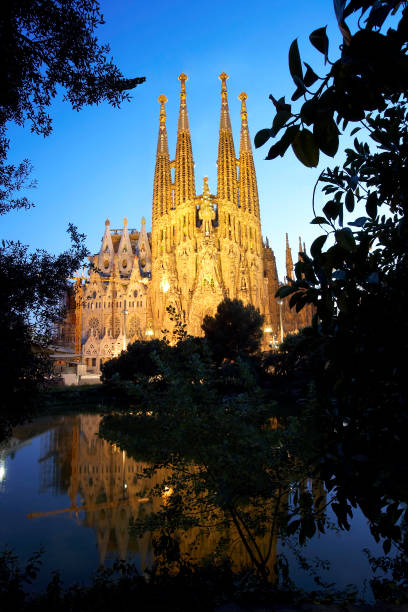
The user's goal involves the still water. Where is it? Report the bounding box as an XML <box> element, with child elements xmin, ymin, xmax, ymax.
<box><xmin>0</xmin><ymin>413</ymin><xmax>384</xmax><ymax>596</ymax></box>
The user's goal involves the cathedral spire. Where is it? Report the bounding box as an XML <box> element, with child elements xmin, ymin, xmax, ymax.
<box><xmin>286</xmin><ymin>233</ymin><xmax>294</xmax><ymax>281</ymax></box>
<box><xmin>217</xmin><ymin>72</ymin><xmax>237</xmax><ymax>205</ymax></box>
<box><xmin>174</xmin><ymin>73</ymin><xmax>195</xmax><ymax>206</ymax></box>
<box><xmin>153</xmin><ymin>95</ymin><xmax>172</xmax><ymax>220</ymax></box>
<box><xmin>238</xmin><ymin>92</ymin><xmax>259</xmax><ymax>216</ymax></box>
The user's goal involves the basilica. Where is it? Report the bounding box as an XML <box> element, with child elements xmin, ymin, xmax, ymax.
<box><xmin>77</xmin><ymin>73</ymin><xmax>311</xmax><ymax>372</ymax></box>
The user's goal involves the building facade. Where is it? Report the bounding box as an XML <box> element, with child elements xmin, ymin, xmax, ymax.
<box><xmin>79</xmin><ymin>73</ymin><xmax>311</xmax><ymax>371</ymax></box>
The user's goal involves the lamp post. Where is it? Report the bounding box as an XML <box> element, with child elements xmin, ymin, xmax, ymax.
<box><xmin>121</xmin><ymin>299</ymin><xmax>128</xmax><ymax>352</ymax></box>
<box><xmin>278</xmin><ymin>300</ymin><xmax>284</xmax><ymax>344</ymax></box>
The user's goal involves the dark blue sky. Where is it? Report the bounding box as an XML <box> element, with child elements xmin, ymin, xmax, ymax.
<box><xmin>2</xmin><ymin>0</ymin><xmax>345</xmax><ymax>278</ymax></box>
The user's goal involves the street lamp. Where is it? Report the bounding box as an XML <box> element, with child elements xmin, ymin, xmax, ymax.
<box><xmin>278</xmin><ymin>300</ymin><xmax>284</xmax><ymax>344</ymax></box>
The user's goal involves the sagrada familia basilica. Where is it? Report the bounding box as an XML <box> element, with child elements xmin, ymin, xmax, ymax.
<box><xmin>72</xmin><ymin>73</ymin><xmax>311</xmax><ymax>371</ymax></box>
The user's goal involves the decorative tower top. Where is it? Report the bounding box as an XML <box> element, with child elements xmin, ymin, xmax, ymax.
<box><xmin>105</xmin><ymin>218</ymin><xmax>110</xmax><ymax>226</ymax></box>
<box><xmin>217</xmin><ymin>72</ymin><xmax>237</xmax><ymax>204</ymax></box>
<box><xmin>218</xmin><ymin>72</ymin><xmax>232</xmax><ymax>131</ymax></box>
<box><xmin>152</xmin><ymin>94</ymin><xmax>172</xmax><ymax>220</ymax></box>
<box><xmin>286</xmin><ymin>233</ymin><xmax>294</xmax><ymax>281</ymax></box>
<box><xmin>177</xmin><ymin>73</ymin><xmax>190</xmax><ymax>132</ymax></box>
<box><xmin>175</xmin><ymin>73</ymin><xmax>195</xmax><ymax>205</ymax></box>
<box><xmin>238</xmin><ymin>92</ymin><xmax>250</xmax><ymax>151</ymax></box>
<box><xmin>238</xmin><ymin>91</ymin><xmax>259</xmax><ymax>217</ymax></box>
<box><xmin>203</xmin><ymin>176</ymin><xmax>210</xmax><ymax>197</ymax></box>
<box><xmin>158</xmin><ymin>94</ymin><xmax>167</xmax><ymax>124</ymax></box>
<box><xmin>199</xmin><ymin>176</ymin><xmax>215</xmax><ymax>236</ymax></box>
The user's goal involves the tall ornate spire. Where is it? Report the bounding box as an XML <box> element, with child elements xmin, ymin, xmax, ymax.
<box><xmin>174</xmin><ymin>73</ymin><xmax>195</xmax><ymax>206</ymax></box>
<box><xmin>238</xmin><ymin>92</ymin><xmax>259</xmax><ymax>216</ymax></box>
<box><xmin>286</xmin><ymin>233</ymin><xmax>294</xmax><ymax>281</ymax></box>
<box><xmin>217</xmin><ymin>72</ymin><xmax>237</xmax><ymax>205</ymax></box>
<box><xmin>153</xmin><ymin>95</ymin><xmax>172</xmax><ymax>220</ymax></box>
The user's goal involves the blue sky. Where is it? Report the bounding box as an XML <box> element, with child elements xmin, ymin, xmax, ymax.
<box><xmin>2</xmin><ymin>0</ymin><xmax>345</xmax><ymax>279</ymax></box>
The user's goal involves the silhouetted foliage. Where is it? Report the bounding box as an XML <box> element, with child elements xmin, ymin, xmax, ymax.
<box><xmin>0</xmin><ymin>0</ymin><xmax>145</xmax><ymax>438</ymax></box>
<box><xmin>256</xmin><ymin>0</ymin><xmax>408</xmax><ymax>558</ymax></box>
<box><xmin>101</xmin><ymin>339</ymin><xmax>168</xmax><ymax>385</ymax></box>
<box><xmin>0</xmin><ymin>225</ymin><xmax>88</xmax><ymax>440</ymax></box>
<box><xmin>0</xmin><ymin>0</ymin><xmax>145</xmax><ymax>214</ymax></box>
<box><xmin>202</xmin><ymin>298</ymin><xmax>264</xmax><ymax>364</ymax></box>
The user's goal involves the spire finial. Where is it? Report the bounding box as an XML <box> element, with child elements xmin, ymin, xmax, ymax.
<box><xmin>123</xmin><ymin>217</ymin><xmax>128</xmax><ymax>227</ymax></box>
<box><xmin>178</xmin><ymin>73</ymin><xmax>188</xmax><ymax>98</ymax></box>
<box><xmin>239</xmin><ymin>91</ymin><xmax>248</xmax><ymax>121</ymax></box>
<box><xmin>142</xmin><ymin>216</ymin><xmax>146</xmax><ymax>226</ymax></box>
<box><xmin>203</xmin><ymin>176</ymin><xmax>210</xmax><ymax>196</ymax></box>
<box><xmin>158</xmin><ymin>94</ymin><xmax>168</xmax><ymax>124</ymax></box>
<box><xmin>219</xmin><ymin>72</ymin><xmax>229</xmax><ymax>98</ymax></box>
<box><xmin>105</xmin><ymin>218</ymin><xmax>110</xmax><ymax>226</ymax></box>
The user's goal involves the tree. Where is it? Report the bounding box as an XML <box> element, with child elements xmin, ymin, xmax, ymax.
<box><xmin>255</xmin><ymin>0</ymin><xmax>408</xmax><ymax>554</ymax></box>
<box><xmin>201</xmin><ymin>298</ymin><xmax>264</xmax><ymax>364</ymax></box>
<box><xmin>0</xmin><ymin>0</ymin><xmax>145</xmax><ymax>214</ymax></box>
<box><xmin>101</xmin><ymin>339</ymin><xmax>169</xmax><ymax>385</ymax></box>
<box><xmin>0</xmin><ymin>1</ymin><xmax>145</xmax><ymax>439</ymax></box>
<box><xmin>0</xmin><ymin>225</ymin><xmax>88</xmax><ymax>439</ymax></box>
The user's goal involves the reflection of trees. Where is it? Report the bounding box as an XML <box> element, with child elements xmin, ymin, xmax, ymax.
<box><xmin>100</xmin><ymin>408</ymin><xmax>328</xmax><ymax>581</ymax></box>
<box><xmin>27</xmin><ymin>413</ymin><xmax>327</xmax><ymax>578</ymax></box>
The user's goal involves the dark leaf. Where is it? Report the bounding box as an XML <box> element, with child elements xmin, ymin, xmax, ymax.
<box><xmin>254</xmin><ymin>129</ymin><xmax>271</xmax><ymax>149</ymax></box>
<box><xmin>309</xmin><ymin>26</ymin><xmax>329</xmax><ymax>59</ymax></box>
<box><xmin>271</xmin><ymin>110</ymin><xmax>291</xmax><ymax>138</ymax></box>
<box><xmin>292</xmin><ymin>129</ymin><xmax>319</xmax><ymax>167</ymax></box>
<box><xmin>311</xmin><ymin>216</ymin><xmax>330</xmax><ymax>225</ymax></box>
<box><xmin>276</xmin><ymin>285</ymin><xmax>296</xmax><ymax>298</ymax></box>
<box><xmin>366</xmin><ymin>192</ymin><xmax>378</xmax><ymax>219</ymax></box>
<box><xmin>288</xmin><ymin>39</ymin><xmax>303</xmax><ymax>82</ymax></box>
<box><xmin>303</xmin><ymin>62</ymin><xmax>319</xmax><ymax>87</ymax></box>
<box><xmin>323</xmin><ymin>199</ymin><xmax>341</xmax><ymax>220</ymax></box>
<box><xmin>300</xmin><ymin>99</ymin><xmax>317</xmax><ymax>126</ymax></box>
<box><xmin>314</xmin><ymin>118</ymin><xmax>339</xmax><ymax>157</ymax></box>
<box><xmin>335</xmin><ymin>228</ymin><xmax>356</xmax><ymax>252</ymax></box>
<box><xmin>348</xmin><ymin>216</ymin><xmax>368</xmax><ymax>227</ymax></box>
<box><xmin>310</xmin><ymin>234</ymin><xmax>328</xmax><ymax>258</ymax></box>
<box><xmin>265</xmin><ymin>141</ymin><xmax>282</xmax><ymax>160</ymax></box>
<box><xmin>278</xmin><ymin>125</ymin><xmax>300</xmax><ymax>156</ymax></box>
<box><xmin>345</xmin><ymin>189</ymin><xmax>355</xmax><ymax>212</ymax></box>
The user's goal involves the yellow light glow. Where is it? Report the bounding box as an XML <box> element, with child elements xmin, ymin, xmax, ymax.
<box><xmin>264</xmin><ymin>327</ymin><xmax>273</xmax><ymax>333</ymax></box>
<box><xmin>162</xmin><ymin>485</ymin><xmax>173</xmax><ymax>502</ymax></box>
<box><xmin>145</xmin><ymin>329</ymin><xmax>154</xmax><ymax>336</ymax></box>
<box><xmin>160</xmin><ymin>279</ymin><xmax>170</xmax><ymax>293</ymax></box>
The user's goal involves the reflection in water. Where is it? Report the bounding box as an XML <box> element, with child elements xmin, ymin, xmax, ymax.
<box><xmin>12</xmin><ymin>415</ymin><xmax>284</xmax><ymax>575</ymax></box>
<box><xmin>14</xmin><ymin>415</ymin><xmax>327</xmax><ymax>579</ymax></box>
<box><xmin>26</xmin><ymin>415</ymin><xmax>161</xmax><ymax>568</ymax></box>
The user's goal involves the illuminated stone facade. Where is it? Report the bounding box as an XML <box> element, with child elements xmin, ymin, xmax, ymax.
<box><xmin>80</xmin><ymin>73</ymin><xmax>312</xmax><ymax>371</ymax></box>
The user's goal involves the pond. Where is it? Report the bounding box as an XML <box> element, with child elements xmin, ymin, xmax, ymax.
<box><xmin>0</xmin><ymin>413</ymin><xmax>385</xmax><ymax>597</ymax></box>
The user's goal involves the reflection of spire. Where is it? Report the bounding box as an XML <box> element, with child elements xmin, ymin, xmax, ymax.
<box><xmin>175</xmin><ymin>74</ymin><xmax>195</xmax><ymax>206</ymax></box>
<box><xmin>286</xmin><ymin>233</ymin><xmax>294</xmax><ymax>281</ymax></box>
<box><xmin>238</xmin><ymin>92</ymin><xmax>259</xmax><ymax>216</ymax></box>
<box><xmin>217</xmin><ymin>72</ymin><xmax>237</xmax><ymax>205</ymax></box>
<box><xmin>153</xmin><ymin>95</ymin><xmax>172</xmax><ymax>220</ymax></box>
